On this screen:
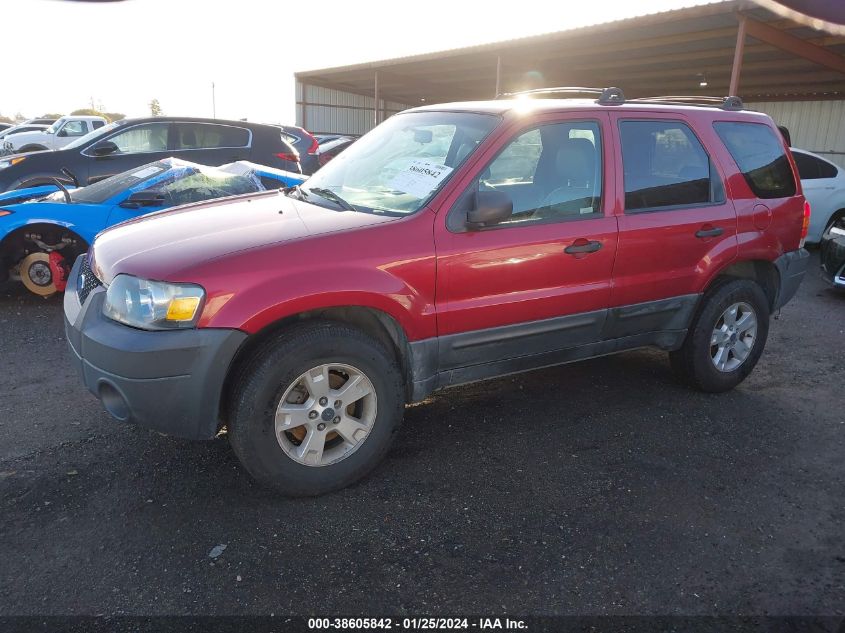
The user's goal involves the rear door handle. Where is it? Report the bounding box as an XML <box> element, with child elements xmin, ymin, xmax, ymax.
<box><xmin>695</xmin><ymin>226</ymin><xmax>724</xmax><ymax>239</ymax></box>
<box><xmin>564</xmin><ymin>239</ymin><xmax>603</xmax><ymax>255</ymax></box>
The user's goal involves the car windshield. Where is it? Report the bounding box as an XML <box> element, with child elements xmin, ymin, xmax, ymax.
<box><xmin>64</xmin><ymin>121</ymin><xmax>120</xmax><ymax>150</ymax></box>
<box><xmin>298</xmin><ymin>111</ymin><xmax>499</xmax><ymax>215</ymax></box>
<box><xmin>44</xmin><ymin>119</ymin><xmax>64</xmax><ymax>134</ymax></box>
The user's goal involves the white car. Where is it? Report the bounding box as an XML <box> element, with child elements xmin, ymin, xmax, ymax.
<box><xmin>3</xmin><ymin>115</ymin><xmax>108</xmax><ymax>155</ymax></box>
<box><xmin>791</xmin><ymin>148</ymin><xmax>845</xmax><ymax>243</ymax></box>
<box><xmin>0</xmin><ymin>123</ymin><xmax>49</xmax><ymax>141</ymax></box>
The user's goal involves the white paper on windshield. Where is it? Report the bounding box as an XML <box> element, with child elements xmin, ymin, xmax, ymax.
<box><xmin>130</xmin><ymin>166</ymin><xmax>162</xmax><ymax>180</ymax></box>
<box><xmin>388</xmin><ymin>160</ymin><xmax>453</xmax><ymax>198</ymax></box>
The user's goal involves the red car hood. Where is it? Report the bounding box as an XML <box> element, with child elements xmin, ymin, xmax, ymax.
<box><xmin>90</xmin><ymin>190</ymin><xmax>396</xmax><ymax>284</ymax></box>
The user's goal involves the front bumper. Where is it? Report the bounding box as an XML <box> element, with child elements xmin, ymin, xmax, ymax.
<box><xmin>820</xmin><ymin>230</ymin><xmax>845</xmax><ymax>289</ymax></box>
<box><xmin>63</xmin><ymin>255</ymin><xmax>247</xmax><ymax>440</ymax></box>
<box><xmin>773</xmin><ymin>248</ymin><xmax>810</xmax><ymax>309</ymax></box>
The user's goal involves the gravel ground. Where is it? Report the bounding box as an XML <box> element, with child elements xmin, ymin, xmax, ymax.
<box><xmin>0</xmin><ymin>253</ymin><xmax>842</xmax><ymax>616</ymax></box>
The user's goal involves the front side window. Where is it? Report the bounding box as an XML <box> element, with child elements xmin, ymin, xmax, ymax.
<box><xmin>620</xmin><ymin>120</ymin><xmax>722</xmax><ymax>212</ymax></box>
<box><xmin>62</xmin><ymin>120</ymin><xmax>87</xmax><ymax>137</ymax></box>
<box><xmin>299</xmin><ymin>110</ymin><xmax>498</xmax><ymax>215</ymax></box>
<box><xmin>174</xmin><ymin>123</ymin><xmax>249</xmax><ymax>150</ymax></box>
<box><xmin>108</xmin><ymin>123</ymin><xmax>170</xmax><ymax>154</ymax></box>
<box><xmin>792</xmin><ymin>151</ymin><xmax>838</xmax><ymax>180</ymax></box>
<box><xmin>471</xmin><ymin>121</ymin><xmax>603</xmax><ymax>227</ymax></box>
<box><xmin>66</xmin><ymin>121</ymin><xmax>120</xmax><ymax>150</ymax></box>
<box><xmin>713</xmin><ymin>121</ymin><xmax>796</xmax><ymax>199</ymax></box>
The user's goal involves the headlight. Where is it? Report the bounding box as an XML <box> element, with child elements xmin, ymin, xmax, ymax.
<box><xmin>0</xmin><ymin>156</ymin><xmax>25</xmax><ymax>170</ymax></box>
<box><xmin>102</xmin><ymin>274</ymin><xmax>205</xmax><ymax>330</ymax></box>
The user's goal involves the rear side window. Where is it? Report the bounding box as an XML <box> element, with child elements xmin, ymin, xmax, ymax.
<box><xmin>792</xmin><ymin>151</ymin><xmax>838</xmax><ymax>180</ymax></box>
<box><xmin>92</xmin><ymin>120</ymin><xmax>105</xmax><ymax>130</ymax></box>
<box><xmin>619</xmin><ymin>120</ymin><xmax>722</xmax><ymax>212</ymax></box>
<box><xmin>713</xmin><ymin>122</ymin><xmax>796</xmax><ymax>198</ymax></box>
<box><xmin>174</xmin><ymin>123</ymin><xmax>250</xmax><ymax>150</ymax></box>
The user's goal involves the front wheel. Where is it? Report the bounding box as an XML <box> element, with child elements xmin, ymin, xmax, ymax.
<box><xmin>227</xmin><ymin>321</ymin><xmax>405</xmax><ymax>496</ymax></box>
<box><xmin>670</xmin><ymin>279</ymin><xmax>770</xmax><ymax>392</ymax></box>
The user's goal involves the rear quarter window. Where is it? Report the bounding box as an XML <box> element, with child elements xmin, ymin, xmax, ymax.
<box><xmin>713</xmin><ymin>121</ymin><xmax>796</xmax><ymax>199</ymax></box>
<box><xmin>793</xmin><ymin>151</ymin><xmax>838</xmax><ymax>180</ymax></box>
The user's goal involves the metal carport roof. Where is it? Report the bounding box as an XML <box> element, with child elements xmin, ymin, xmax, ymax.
<box><xmin>295</xmin><ymin>0</ymin><xmax>845</xmax><ymax>106</ymax></box>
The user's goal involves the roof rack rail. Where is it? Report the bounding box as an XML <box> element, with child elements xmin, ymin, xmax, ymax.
<box><xmin>496</xmin><ymin>87</ymin><xmax>744</xmax><ymax>111</ymax></box>
<box><xmin>497</xmin><ymin>86</ymin><xmax>626</xmax><ymax>105</ymax></box>
<box><xmin>627</xmin><ymin>95</ymin><xmax>744</xmax><ymax>111</ymax></box>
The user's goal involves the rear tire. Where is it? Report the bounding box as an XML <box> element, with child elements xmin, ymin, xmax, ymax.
<box><xmin>227</xmin><ymin>321</ymin><xmax>405</xmax><ymax>496</ymax></box>
<box><xmin>670</xmin><ymin>279</ymin><xmax>769</xmax><ymax>393</ymax></box>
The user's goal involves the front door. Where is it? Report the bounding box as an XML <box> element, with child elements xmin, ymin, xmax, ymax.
<box><xmin>434</xmin><ymin>114</ymin><xmax>618</xmax><ymax>373</ymax></box>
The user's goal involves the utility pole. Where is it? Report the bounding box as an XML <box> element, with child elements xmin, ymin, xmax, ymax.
<box><xmin>212</xmin><ymin>82</ymin><xmax>216</xmax><ymax>119</ymax></box>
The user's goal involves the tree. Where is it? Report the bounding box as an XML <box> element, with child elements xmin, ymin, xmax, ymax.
<box><xmin>148</xmin><ymin>99</ymin><xmax>162</xmax><ymax>117</ymax></box>
<box><xmin>0</xmin><ymin>114</ymin><xmax>14</xmax><ymax>124</ymax></box>
<box><xmin>70</xmin><ymin>108</ymin><xmax>102</xmax><ymax>117</ymax></box>
<box><xmin>40</xmin><ymin>113</ymin><xmax>64</xmax><ymax>119</ymax></box>
<box><xmin>104</xmin><ymin>112</ymin><xmax>126</xmax><ymax>122</ymax></box>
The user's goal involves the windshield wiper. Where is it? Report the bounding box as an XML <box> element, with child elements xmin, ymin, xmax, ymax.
<box><xmin>307</xmin><ymin>187</ymin><xmax>355</xmax><ymax>212</ymax></box>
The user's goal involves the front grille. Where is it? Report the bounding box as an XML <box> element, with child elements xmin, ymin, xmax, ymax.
<box><xmin>77</xmin><ymin>255</ymin><xmax>102</xmax><ymax>304</ymax></box>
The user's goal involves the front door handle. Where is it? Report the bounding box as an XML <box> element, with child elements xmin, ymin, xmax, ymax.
<box><xmin>564</xmin><ymin>239</ymin><xmax>602</xmax><ymax>255</ymax></box>
<box><xmin>695</xmin><ymin>226</ymin><xmax>724</xmax><ymax>239</ymax></box>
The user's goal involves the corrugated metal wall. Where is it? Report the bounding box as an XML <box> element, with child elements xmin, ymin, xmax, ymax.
<box><xmin>295</xmin><ymin>83</ymin><xmax>410</xmax><ymax>135</ymax></box>
<box><xmin>294</xmin><ymin>88</ymin><xmax>845</xmax><ymax>168</ymax></box>
<box><xmin>748</xmin><ymin>100</ymin><xmax>845</xmax><ymax>168</ymax></box>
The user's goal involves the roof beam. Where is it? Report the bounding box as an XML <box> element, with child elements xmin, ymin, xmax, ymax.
<box><xmin>743</xmin><ymin>15</ymin><xmax>845</xmax><ymax>74</ymax></box>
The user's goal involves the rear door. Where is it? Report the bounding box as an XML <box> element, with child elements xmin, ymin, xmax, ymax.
<box><xmin>434</xmin><ymin>112</ymin><xmax>618</xmax><ymax>372</ymax></box>
<box><xmin>608</xmin><ymin>113</ymin><xmax>738</xmax><ymax>316</ymax></box>
<box><xmin>171</xmin><ymin>122</ymin><xmax>251</xmax><ymax>165</ymax></box>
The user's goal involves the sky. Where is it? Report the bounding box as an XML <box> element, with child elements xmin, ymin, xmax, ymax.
<box><xmin>2</xmin><ymin>0</ymin><xmax>717</xmax><ymax>125</ymax></box>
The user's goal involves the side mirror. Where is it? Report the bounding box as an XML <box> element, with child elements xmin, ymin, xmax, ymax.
<box><xmin>119</xmin><ymin>191</ymin><xmax>166</xmax><ymax>209</ymax></box>
<box><xmin>466</xmin><ymin>190</ymin><xmax>513</xmax><ymax>229</ymax></box>
<box><xmin>91</xmin><ymin>141</ymin><xmax>118</xmax><ymax>157</ymax></box>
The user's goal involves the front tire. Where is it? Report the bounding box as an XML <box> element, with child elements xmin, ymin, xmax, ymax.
<box><xmin>227</xmin><ymin>321</ymin><xmax>405</xmax><ymax>496</ymax></box>
<box><xmin>670</xmin><ymin>279</ymin><xmax>770</xmax><ymax>393</ymax></box>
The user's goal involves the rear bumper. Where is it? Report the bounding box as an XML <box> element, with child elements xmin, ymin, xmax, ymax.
<box><xmin>63</xmin><ymin>255</ymin><xmax>247</xmax><ymax>440</ymax></box>
<box><xmin>773</xmin><ymin>248</ymin><xmax>809</xmax><ymax>309</ymax></box>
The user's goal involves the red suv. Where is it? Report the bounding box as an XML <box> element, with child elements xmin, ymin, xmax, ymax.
<box><xmin>64</xmin><ymin>88</ymin><xmax>810</xmax><ymax>496</ymax></box>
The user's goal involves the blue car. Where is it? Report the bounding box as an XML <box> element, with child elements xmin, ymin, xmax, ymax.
<box><xmin>0</xmin><ymin>158</ymin><xmax>305</xmax><ymax>296</ymax></box>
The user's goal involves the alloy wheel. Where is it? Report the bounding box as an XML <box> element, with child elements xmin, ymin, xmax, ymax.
<box><xmin>274</xmin><ymin>363</ymin><xmax>377</xmax><ymax>467</ymax></box>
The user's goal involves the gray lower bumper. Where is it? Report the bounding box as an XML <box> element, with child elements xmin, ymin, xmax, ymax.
<box><xmin>773</xmin><ymin>248</ymin><xmax>809</xmax><ymax>310</ymax></box>
<box><xmin>63</xmin><ymin>256</ymin><xmax>247</xmax><ymax>440</ymax></box>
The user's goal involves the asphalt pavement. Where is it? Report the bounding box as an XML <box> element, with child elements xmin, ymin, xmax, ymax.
<box><xmin>0</xmin><ymin>253</ymin><xmax>843</xmax><ymax>616</ymax></box>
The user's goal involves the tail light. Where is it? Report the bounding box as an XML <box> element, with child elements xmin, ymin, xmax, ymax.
<box><xmin>275</xmin><ymin>152</ymin><xmax>299</xmax><ymax>164</ymax></box>
<box><xmin>305</xmin><ymin>133</ymin><xmax>319</xmax><ymax>155</ymax></box>
<box><xmin>799</xmin><ymin>200</ymin><xmax>811</xmax><ymax>247</ymax></box>
<box><xmin>318</xmin><ymin>153</ymin><xmax>333</xmax><ymax>167</ymax></box>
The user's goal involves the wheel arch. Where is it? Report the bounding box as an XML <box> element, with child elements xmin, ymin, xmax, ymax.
<box><xmin>705</xmin><ymin>259</ymin><xmax>780</xmax><ymax>313</ymax></box>
<box><xmin>17</xmin><ymin>144</ymin><xmax>49</xmax><ymax>153</ymax></box>
<box><xmin>0</xmin><ymin>221</ymin><xmax>90</xmax><ymax>266</ymax></box>
<box><xmin>220</xmin><ymin>305</ymin><xmax>417</xmax><ymax>426</ymax></box>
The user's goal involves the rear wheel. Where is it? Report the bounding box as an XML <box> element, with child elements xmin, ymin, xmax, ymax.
<box><xmin>823</xmin><ymin>210</ymin><xmax>845</xmax><ymax>238</ymax></box>
<box><xmin>227</xmin><ymin>321</ymin><xmax>405</xmax><ymax>496</ymax></box>
<box><xmin>670</xmin><ymin>279</ymin><xmax>770</xmax><ymax>392</ymax></box>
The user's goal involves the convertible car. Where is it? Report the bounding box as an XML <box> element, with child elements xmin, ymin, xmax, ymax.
<box><xmin>0</xmin><ymin>158</ymin><xmax>305</xmax><ymax>296</ymax></box>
